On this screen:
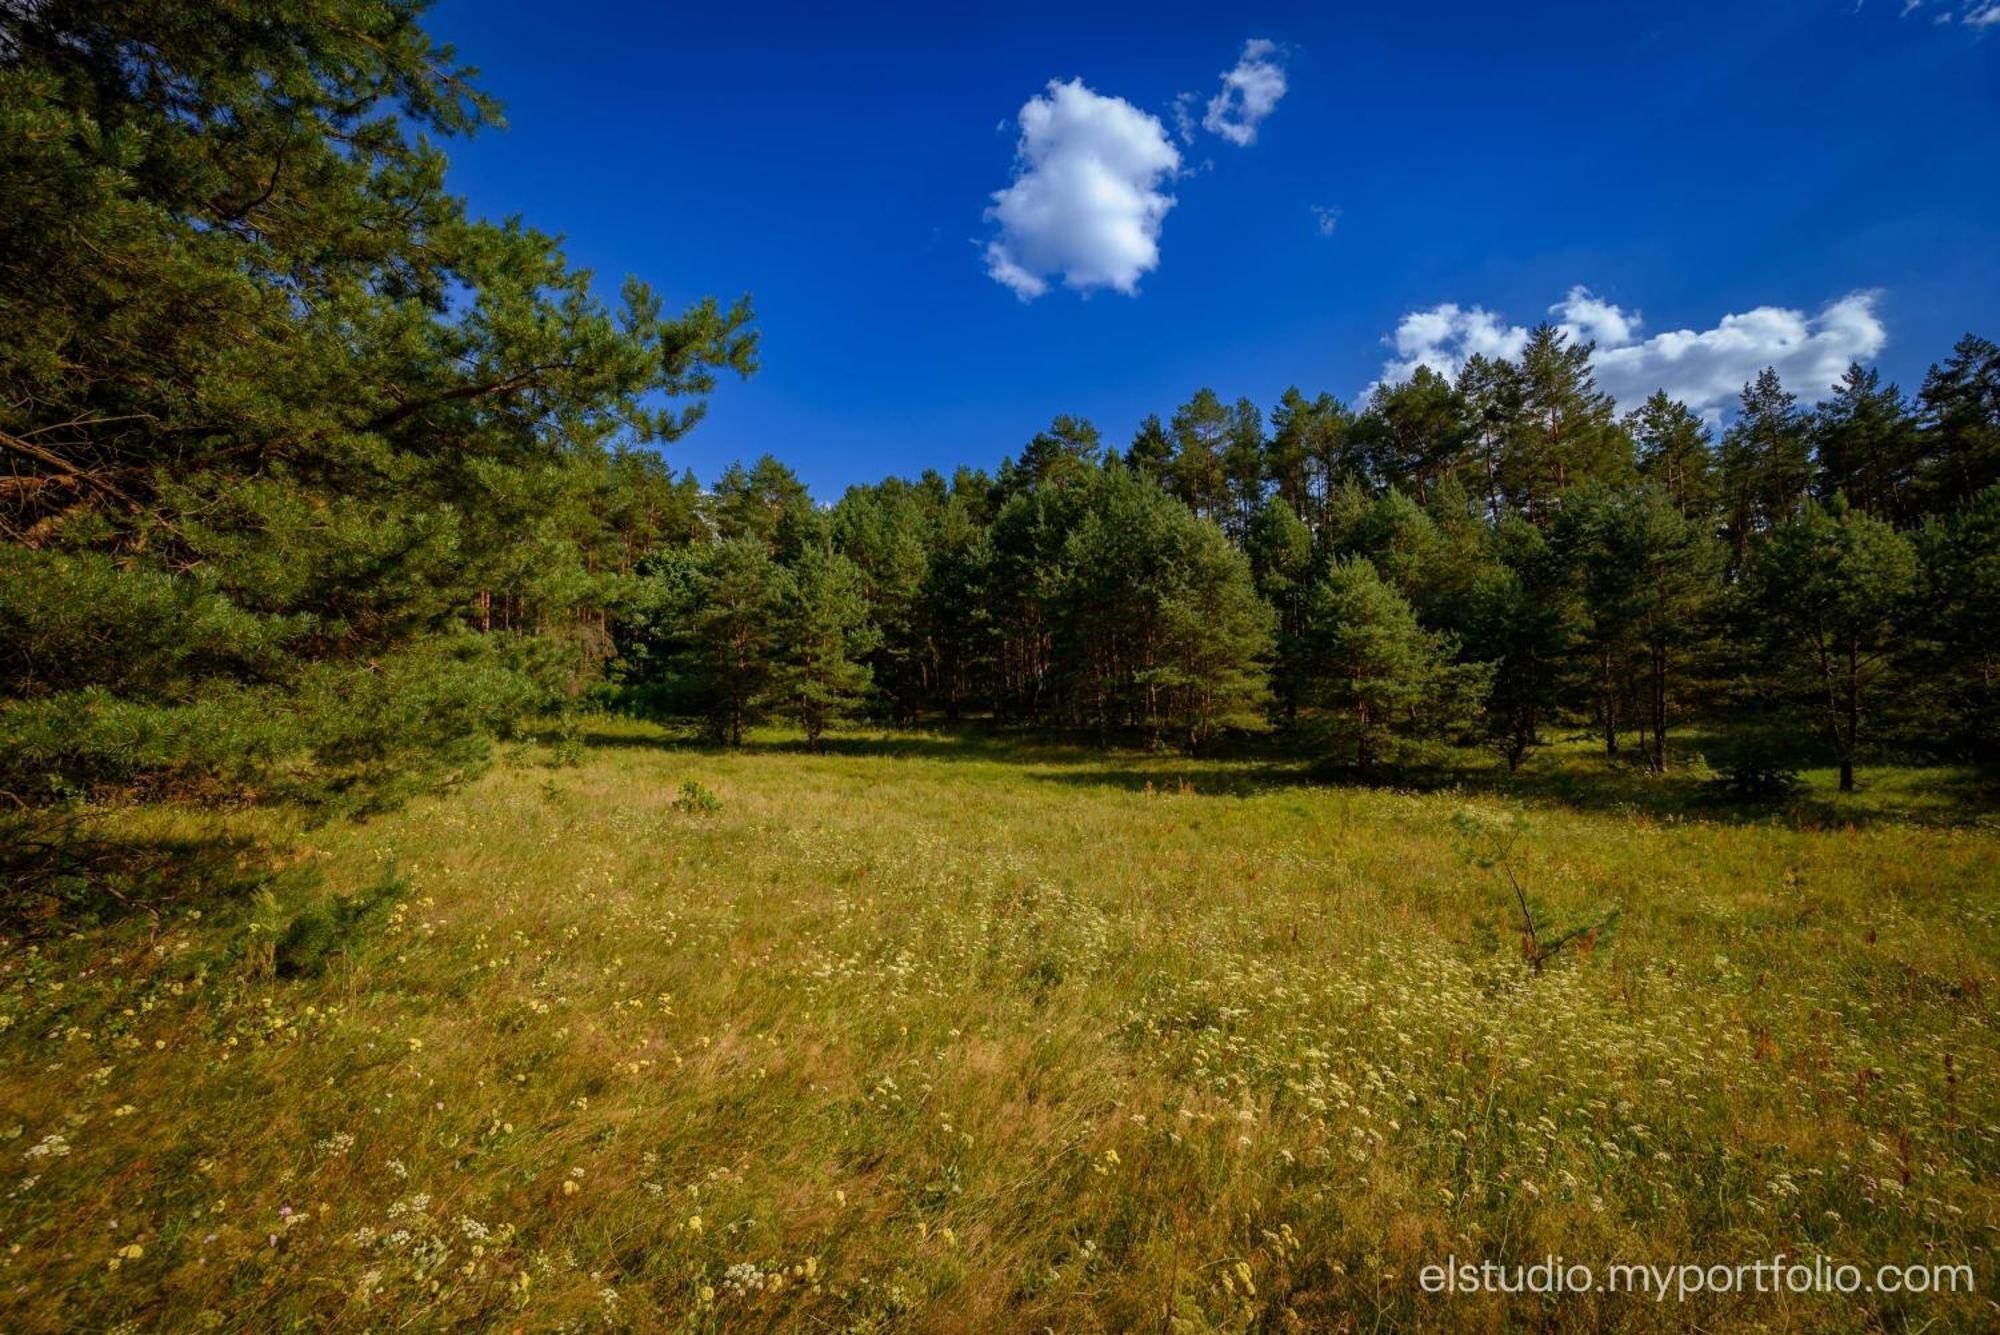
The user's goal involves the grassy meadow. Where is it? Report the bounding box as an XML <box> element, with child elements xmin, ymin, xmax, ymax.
<box><xmin>1</xmin><ymin>725</ymin><xmax>1996</xmax><ymax>1332</ymax></box>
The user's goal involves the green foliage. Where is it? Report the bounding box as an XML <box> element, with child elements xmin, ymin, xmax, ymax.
<box><xmin>1558</xmin><ymin>484</ymin><xmax>1721</xmax><ymax>770</ymax></box>
<box><xmin>0</xmin><ymin>0</ymin><xmax>754</xmax><ymax>814</ymax></box>
<box><xmin>670</xmin><ymin>779</ymin><xmax>723</xmax><ymax>815</ymax></box>
<box><xmin>9</xmin><ymin>1</ymin><xmax>2000</xmax><ymax>935</ymax></box>
<box><xmin>1915</xmin><ymin>484</ymin><xmax>2000</xmax><ymax>764</ymax></box>
<box><xmin>1305</xmin><ymin>557</ymin><xmax>1485</xmax><ymax>769</ymax></box>
<box><xmin>671</xmin><ymin>537</ymin><xmax>784</xmax><ymax>746</ymax></box>
<box><xmin>1462</xmin><ymin>516</ymin><xmax>1571</xmax><ymax>769</ymax></box>
<box><xmin>1245</xmin><ymin>497</ymin><xmax>1316</xmax><ymax>725</ymax></box>
<box><xmin>1498</xmin><ymin>325</ymin><xmax>1633</xmax><ymax>522</ymax></box>
<box><xmin>1355</xmin><ymin>366</ymin><xmax>1468</xmax><ymax>502</ymax></box>
<box><xmin>1814</xmin><ymin>362</ymin><xmax>1921</xmax><ymax>522</ymax></box>
<box><xmin>1917</xmin><ymin>333</ymin><xmax>2000</xmax><ymax>511</ymax></box>
<box><xmin>711</xmin><ymin>456</ymin><xmax>817</xmax><ymax>560</ymax></box>
<box><xmin>271</xmin><ymin>864</ymin><xmax>407</xmax><ymax>980</ymax></box>
<box><xmin>769</xmin><ymin>543</ymin><xmax>880</xmax><ymax>750</ymax></box>
<box><xmin>1627</xmin><ymin>390</ymin><xmax>1717</xmax><ymax>521</ymax></box>
<box><xmin>1703</xmin><ymin>754</ymin><xmax>1805</xmax><ymax>804</ymax></box>
<box><xmin>1746</xmin><ymin>499</ymin><xmax>1918</xmax><ymax>791</ymax></box>
<box><xmin>1719</xmin><ymin>369</ymin><xmax>1812</xmax><ymax>567</ymax></box>
<box><xmin>1056</xmin><ymin>466</ymin><xmax>1272</xmax><ymax>750</ymax></box>
<box><xmin>1452</xmin><ymin>805</ymin><xmax>1621</xmax><ymax>975</ymax></box>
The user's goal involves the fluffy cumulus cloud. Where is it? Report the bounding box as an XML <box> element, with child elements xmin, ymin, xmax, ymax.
<box><xmin>1377</xmin><ymin>287</ymin><xmax>1887</xmax><ymax>417</ymax></box>
<box><xmin>983</xmin><ymin>79</ymin><xmax>1181</xmax><ymax>300</ymax></box>
<box><xmin>1381</xmin><ymin>304</ymin><xmax>1531</xmax><ymax>384</ymax></box>
<box><xmin>1202</xmin><ymin>38</ymin><xmax>1288</xmax><ymax>146</ymax></box>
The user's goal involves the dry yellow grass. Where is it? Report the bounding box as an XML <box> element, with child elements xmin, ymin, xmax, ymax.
<box><xmin>0</xmin><ymin>724</ymin><xmax>1995</xmax><ymax>1331</ymax></box>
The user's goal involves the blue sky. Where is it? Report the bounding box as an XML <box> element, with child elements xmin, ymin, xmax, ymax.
<box><xmin>430</xmin><ymin>0</ymin><xmax>2000</xmax><ymax>497</ymax></box>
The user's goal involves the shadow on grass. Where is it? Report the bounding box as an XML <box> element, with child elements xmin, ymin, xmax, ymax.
<box><xmin>542</xmin><ymin>715</ymin><xmax>1996</xmax><ymax>828</ymax></box>
<box><xmin>532</xmin><ymin>720</ymin><xmax>1158</xmax><ymax>768</ymax></box>
<box><xmin>0</xmin><ymin>809</ymin><xmax>290</xmax><ymax>937</ymax></box>
<box><xmin>1025</xmin><ymin>745</ymin><xmax>1997</xmax><ymax>829</ymax></box>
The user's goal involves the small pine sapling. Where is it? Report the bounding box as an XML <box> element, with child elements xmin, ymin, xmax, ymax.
<box><xmin>1453</xmin><ymin>806</ymin><xmax>1621</xmax><ymax>975</ymax></box>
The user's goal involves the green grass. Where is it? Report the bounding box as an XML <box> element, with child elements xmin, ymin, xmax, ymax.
<box><xmin>1</xmin><ymin>724</ymin><xmax>1996</xmax><ymax>1331</ymax></box>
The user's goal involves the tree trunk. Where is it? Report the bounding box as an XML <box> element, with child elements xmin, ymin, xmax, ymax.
<box><xmin>1598</xmin><ymin>648</ymin><xmax>1618</xmax><ymax>755</ymax></box>
<box><xmin>1649</xmin><ymin>640</ymin><xmax>1668</xmax><ymax>774</ymax></box>
<box><xmin>1840</xmin><ymin>639</ymin><xmax>1859</xmax><ymax>792</ymax></box>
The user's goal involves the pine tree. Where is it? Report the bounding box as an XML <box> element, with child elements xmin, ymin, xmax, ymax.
<box><xmin>769</xmin><ymin>544</ymin><xmax>879</xmax><ymax>751</ymax></box>
<box><xmin>1561</xmin><ymin>485</ymin><xmax>1718</xmax><ymax>770</ymax></box>
<box><xmin>1457</xmin><ymin>354</ymin><xmax>1524</xmax><ymax>520</ymax></box>
<box><xmin>1263</xmin><ymin>389</ymin><xmax>1315</xmax><ymax>517</ymax></box>
<box><xmin>0</xmin><ymin>0</ymin><xmax>755</xmax><ymax>808</ymax></box>
<box><xmin>1356</xmin><ymin>366</ymin><xmax>1468</xmax><ymax>502</ymax></box>
<box><xmin>1168</xmin><ymin>389</ymin><xmax>1232</xmax><ymax>524</ymax></box>
<box><xmin>682</xmin><ymin>538</ymin><xmax>783</xmax><ymax>747</ymax></box>
<box><xmin>831</xmin><ymin>482</ymin><xmax>932</xmax><ymax>722</ymax></box>
<box><xmin>1245</xmin><ymin>497</ymin><xmax>1316</xmax><ymax>726</ymax></box>
<box><xmin>1009</xmin><ymin>416</ymin><xmax>1102</xmax><ymax>493</ymax></box>
<box><xmin>712</xmin><ymin>456</ymin><xmax>815</xmax><ymax>559</ymax></box>
<box><xmin>1916</xmin><ymin>334</ymin><xmax>2000</xmax><ymax>513</ymax></box>
<box><xmin>1747</xmin><ymin>500</ymin><xmax>1917</xmax><ymax>791</ymax></box>
<box><xmin>1916</xmin><ymin>485</ymin><xmax>2000</xmax><ymax>764</ymax></box>
<box><xmin>1304</xmin><ymin>558</ymin><xmax>1480</xmax><ymax>769</ymax></box>
<box><xmin>1719</xmin><ymin>369</ymin><xmax>1811</xmax><ymax>568</ymax></box>
<box><xmin>1222</xmin><ymin>398</ymin><xmax>1268</xmax><ymax>540</ymax></box>
<box><xmin>919</xmin><ymin>493</ymin><xmax>997</xmax><ymax>720</ymax></box>
<box><xmin>1498</xmin><ymin>326</ymin><xmax>1631</xmax><ymax>523</ymax></box>
<box><xmin>1626</xmin><ymin>392</ymin><xmax>1717</xmax><ymax>522</ymax></box>
<box><xmin>1462</xmin><ymin>516</ymin><xmax>1571</xmax><ymax>770</ymax></box>
<box><xmin>1151</xmin><ymin>509</ymin><xmax>1274</xmax><ymax>752</ymax></box>
<box><xmin>1268</xmin><ymin>388</ymin><xmax>1359</xmax><ymax>544</ymax></box>
<box><xmin>1813</xmin><ymin>364</ymin><xmax>1920</xmax><ymax>522</ymax></box>
<box><xmin>1124</xmin><ymin>414</ymin><xmax>1175</xmax><ymax>485</ymax></box>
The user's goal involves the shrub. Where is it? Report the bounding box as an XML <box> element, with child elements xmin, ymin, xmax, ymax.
<box><xmin>1706</xmin><ymin>756</ymin><xmax>1805</xmax><ymax>803</ymax></box>
<box><xmin>671</xmin><ymin>780</ymin><xmax>723</xmax><ymax>815</ymax></box>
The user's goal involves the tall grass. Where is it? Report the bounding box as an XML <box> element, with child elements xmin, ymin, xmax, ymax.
<box><xmin>0</xmin><ymin>724</ymin><xmax>1993</xmax><ymax>1330</ymax></box>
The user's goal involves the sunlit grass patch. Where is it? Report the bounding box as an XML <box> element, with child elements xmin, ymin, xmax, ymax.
<box><xmin>0</xmin><ymin>726</ymin><xmax>1994</xmax><ymax>1331</ymax></box>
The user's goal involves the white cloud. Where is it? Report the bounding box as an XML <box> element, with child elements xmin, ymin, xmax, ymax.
<box><xmin>1896</xmin><ymin>0</ymin><xmax>2000</xmax><ymax>25</ymax></box>
<box><xmin>1375</xmin><ymin>286</ymin><xmax>1887</xmax><ymax>417</ymax></box>
<box><xmin>1202</xmin><ymin>38</ymin><xmax>1288</xmax><ymax>147</ymax></box>
<box><xmin>982</xmin><ymin>79</ymin><xmax>1182</xmax><ymax>300</ymax></box>
<box><xmin>1311</xmin><ymin>204</ymin><xmax>1341</xmax><ymax>237</ymax></box>
<box><xmin>1380</xmin><ymin>303</ymin><xmax>1530</xmax><ymax>384</ymax></box>
<box><xmin>1551</xmin><ymin>285</ymin><xmax>1639</xmax><ymax>348</ymax></box>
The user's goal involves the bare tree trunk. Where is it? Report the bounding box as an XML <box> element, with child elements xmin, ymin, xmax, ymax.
<box><xmin>1649</xmin><ymin>640</ymin><xmax>1668</xmax><ymax>774</ymax></box>
<box><xmin>1602</xmin><ymin>648</ymin><xmax>1618</xmax><ymax>756</ymax></box>
<box><xmin>1840</xmin><ymin>639</ymin><xmax>1859</xmax><ymax>792</ymax></box>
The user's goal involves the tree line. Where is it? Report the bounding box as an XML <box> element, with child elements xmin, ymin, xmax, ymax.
<box><xmin>3</xmin><ymin>0</ymin><xmax>1997</xmax><ymax>852</ymax></box>
<box><xmin>614</xmin><ymin>336</ymin><xmax>1998</xmax><ymax>790</ymax></box>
